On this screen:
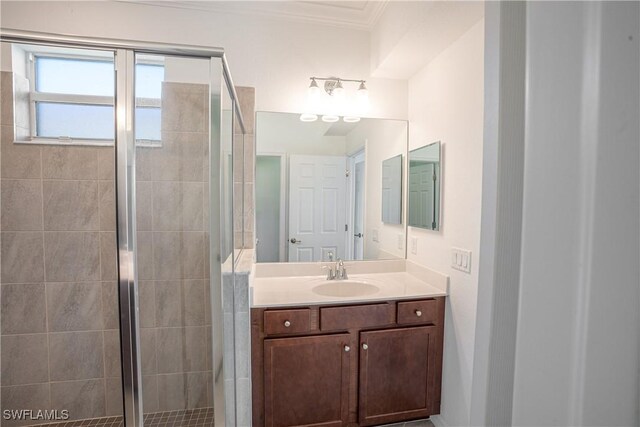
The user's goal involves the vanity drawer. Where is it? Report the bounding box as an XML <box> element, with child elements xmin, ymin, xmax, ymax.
<box><xmin>397</xmin><ymin>299</ymin><xmax>438</xmax><ymax>325</ymax></box>
<box><xmin>320</xmin><ymin>303</ymin><xmax>395</xmax><ymax>331</ymax></box>
<box><xmin>264</xmin><ymin>309</ymin><xmax>311</xmax><ymax>335</ymax></box>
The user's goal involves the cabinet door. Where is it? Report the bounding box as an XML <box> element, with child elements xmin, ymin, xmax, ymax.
<box><xmin>264</xmin><ymin>333</ymin><xmax>351</xmax><ymax>427</ymax></box>
<box><xmin>359</xmin><ymin>326</ymin><xmax>438</xmax><ymax>426</ymax></box>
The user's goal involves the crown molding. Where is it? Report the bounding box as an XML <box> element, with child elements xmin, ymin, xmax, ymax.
<box><xmin>114</xmin><ymin>1</ymin><xmax>389</xmax><ymax>31</ymax></box>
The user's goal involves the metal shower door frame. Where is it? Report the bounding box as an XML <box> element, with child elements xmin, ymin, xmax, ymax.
<box><xmin>0</xmin><ymin>28</ymin><xmax>246</xmax><ymax>427</ymax></box>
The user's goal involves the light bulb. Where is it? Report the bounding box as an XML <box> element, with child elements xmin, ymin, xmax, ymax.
<box><xmin>300</xmin><ymin>113</ymin><xmax>318</xmax><ymax>122</ymax></box>
<box><xmin>357</xmin><ymin>81</ymin><xmax>368</xmax><ymax>102</ymax></box>
<box><xmin>332</xmin><ymin>80</ymin><xmax>345</xmax><ymax>99</ymax></box>
<box><xmin>308</xmin><ymin>78</ymin><xmax>321</xmax><ymax>99</ymax></box>
<box><xmin>343</xmin><ymin>116</ymin><xmax>361</xmax><ymax>123</ymax></box>
<box><xmin>322</xmin><ymin>115</ymin><xmax>339</xmax><ymax>123</ymax></box>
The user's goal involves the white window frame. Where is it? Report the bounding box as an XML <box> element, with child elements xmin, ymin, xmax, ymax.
<box><xmin>24</xmin><ymin>51</ymin><xmax>163</xmax><ymax>147</ymax></box>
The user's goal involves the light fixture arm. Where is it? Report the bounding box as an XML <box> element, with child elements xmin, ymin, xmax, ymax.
<box><xmin>309</xmin><ymin>76</ymin><xmax>366</xmax><ymax>96</ymax></box>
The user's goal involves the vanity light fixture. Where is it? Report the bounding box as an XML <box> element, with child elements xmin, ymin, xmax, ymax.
<box><xmin>300</xmin><ymin>76</ymin><xmax>369</xmax><ymax>122</ymax></box>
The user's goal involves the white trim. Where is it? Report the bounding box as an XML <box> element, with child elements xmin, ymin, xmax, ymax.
<box><xmin>347</xmin><ymin>148</ymin><xmax>366</xmax><ymax>261</ymax></box>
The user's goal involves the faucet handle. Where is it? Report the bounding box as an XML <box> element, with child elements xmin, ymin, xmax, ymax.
<box><xmin>321</xmin><ymin>265</ymin><xmax>335</xmax><ymax>280</ymax></box>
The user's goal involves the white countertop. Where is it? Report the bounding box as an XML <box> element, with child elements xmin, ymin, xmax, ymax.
<box><xmin>250</xmin><ymin>260</ymin><xmax>449</xmax><ymax>308</ymax></box>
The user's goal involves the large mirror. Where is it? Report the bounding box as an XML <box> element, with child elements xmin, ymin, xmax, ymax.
<box><xmin>408</xmin><ymin>141</ymin><xmax>441</xmax><ymax>230</ymax></box>
<box><xmin>255</xmin><ymin>112</ymin><xmax>408</xmax><ymax>262</ymax></box>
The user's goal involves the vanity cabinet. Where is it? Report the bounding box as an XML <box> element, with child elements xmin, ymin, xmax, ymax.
<box><xmin>251</xmin><ymin>297</ymin><xmax>445</xmax><ymax>427</ymax></box>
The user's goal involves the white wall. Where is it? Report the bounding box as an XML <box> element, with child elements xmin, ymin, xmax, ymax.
<box><xmin>406</xmin><ymin>19</ymin><xmax>485</xmax><ymax>427</ymax></box>
<box><xmin>345</xmin><ymin>119</ymin><xmax>407</xmax><ymax>259</ymax></box>
<box><xmin>512</xmin><ymin>2</ymin><xmax>639</xmax><ymax>426</ymax></box>
<box><xmin>0</xmin><ymin>0</ymin><xmax>407</xmax><ymax>120</ymax></box>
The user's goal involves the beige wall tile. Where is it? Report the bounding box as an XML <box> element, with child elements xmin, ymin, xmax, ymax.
<box><xmin>243</xmin><ymin>134</ymin><xmax>255</xmax><ymax>183</ymax></box>
<box><xmin>156</xmin><ymin>328</ymin><xmax>183</xmax><ymax>374</ymax></box>
<box><xmin>1</xmin><ymin>384</ymin><xmax>50</xmax><ymax>427</ymax></box>
<box><xmin>1</xmin><ymin>125</ymin><xmax>42</xmax><ymax>179</ymax></box>
<box><xmin>136</xmin><ymin>232</ymin><xmax>154</xmax><ymax>280</ymax></box>
<box><xmin>50</xmin><ymin>379</ymin><xmax>105</xmax><ymax>420</ymax></box>
<box><xmin>105</xmin><ymin>377</ymin><xmax>123</xmax><ymax>416</ymax></box>
<box><xmin>181</xmin><ymin>232</ymin><xmax>205</xmax><ymax>279</ymax></box>
<box><xmin>103</xmin><ymin>329</ymin><xmax>121</xmax><ymax>378</ymax></box>
<box><xmin>98</xmin><ymin>181</ymin><xmax>116</xmax><ymax>231</ymax></box>
<box><xmin>100</xmin><ymin>232</ymin><xmax>117</xmax><ymax>281</ymax></box>
<box><xmin>135</xmin><ymin>181</ymin><xmax>153</xmax><ymax>231</ymax></box>
<box><xmin>184</xmin><ymin>326</ymin><xmax>207</xmax><ymax>372</ymax></box>
<box><xmin>182</xmin><ymin>182</ymin><xmax>204</xmax><ymax>231</ymax></box>
<box><xmin>157</xmin><ymin>373</ymin><xmax>186</xmax><ymax>411</ymax></box>
<box><xmin>1</xmin><ymin>179</ymin><xmax>43</xmax><ymax>231</ymax></box>
<box><xmin>183</xmin><ymin>280</ymin><xmax>205</xmax><ymax>327</ymax></box>
<box><xmin>43</xmin><ymin>180</ymin><xmax>99</xmax><ymax>231</ymax></box>
<box><xmin>235</xmin><ymin>86</ymin><xmax>256</xmax><ymax>134</ymax></box>
<box><xmin>140</xmin><ymin>328</ymin><xmax>157</xmax><ymax>375</ymax></box>
<box><xmin>1</xmin><ymin>283</ymin><xmax>47</xmax><ymax>334</ymax></box>
<box><xmin>151</xmin><ymin>132</ymin><xmax>205</xmax><ymax>182</ymax></box>
<box><xmin>46</xmin><ymin>282</ymin><xmax>102</xmax><ymax>332</ymax></box>
<box><xmin>44</xmin><ymin>232</ymin><xmax>100</xmax><ymax>282</ymax></box>
<box><xmin>96</xmin><ymin>147</ymin><xmax>115</xmax><ymax>181</ymax></box>
<box><xmin>152</xmin><ymin>181</ymin><xmax>182</xmax><ymax>230</ymax></box>
<box><xmin>101</xmin><ymin>281</ymin><xmax>119</xmax><ymax>330</ymax></box>
<box><xmin>42</xmin><ymin>146</ymin><xmax>98</xmax><ymax>180</ymax></box>
<box><xmin>152</xmin><ymin>232</ymin><xmax>181</xmax><ymax>280</ymax></box>
<box><xmin>1</xmin><ymin>334</ymin><xmax>49</xmax><ymax>385</ymax></box>
<box><xmin>186</xmin><ymin>372</ymin><xmax>209</xmax><ymax>409</ymax></box>
<box><xmin>49</xmin><ymin>331</ymin><xmax>104</xmax><ymax>381</ymax></box>
<box><xmin>138</xmin><ymin>280</ymin><xmax>156</xmax><ymax>328</ymax></box>
<box><xmin>1</xmin><ymin>232</ymin><xmax>44</xmax><ymax>283</ymax></box>
<box><xmin>162</xmin><ymin>83</ymin><xmax>207</xmax><ymax>133</ymax></box>
<box><xmin>135</xmin><ymin>146</ymin><xmax>153</xmax><ymax>181</ymax></box>
<box><xmin>142</xmin><ymin>375</ymin><xmax>159</xmax><ymax>413</ymax></box>
<box><xmin>155</xmin><ymin>280</ymin><xmax>182</xmax><ymax>327</ymax></box>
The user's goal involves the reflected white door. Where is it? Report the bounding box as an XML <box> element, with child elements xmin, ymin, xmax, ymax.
<box><xmin>288</xmin><ymin>155</ymin><xmax>347</xmax><ymax>262</ymax></box>
<box><xmin>409</xmin><ymin>162</ymin><xmax>435</xmax><ymax>229</ymax></box>
<box><xmin>353</xmin><ymin>157</ymin><xmax>365</xmax><ymax>260</ymax></box>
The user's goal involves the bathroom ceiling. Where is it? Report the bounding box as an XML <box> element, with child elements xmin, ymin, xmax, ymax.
<box><xmin>116</xmin><ymin>0</ymin><xmax>389</xmax><ymax>30</ymax></box>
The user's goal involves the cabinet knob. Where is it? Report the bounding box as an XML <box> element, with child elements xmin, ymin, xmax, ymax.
<box><xmin>415</xmin><ymin>310</ymin><xmax>422</xmax><ymax>317</ymax></box>
<box><xmin>344</xmin><ymin>345</ymin><xmax>350</xmax><ymax>352</ymax></box>
<box><xmin>362</xmin><ymin>343</ymin><xmax>368</xmax><ymax>350</ymax></box>
<box><xmin>284</xmin><ymin>320</ymin><xmax>291</xmax><ymax>328</ymax></box>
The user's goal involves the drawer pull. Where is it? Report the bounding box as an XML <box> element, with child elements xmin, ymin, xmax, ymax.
<box><xmin>362</xmin><ymin>343</ymin><xmax>368</xmax><ymax>350</ymax></box>
<box><xmin>415</xmin><ymin>310</ymin><xmax>422</xmax><ymax>317</ymax></box>
<box><xmin>344</xmin><ymin>345</ymin><xmax>350</xmax><ymax>352</ymax></box>
<box><xmin>284</xmin><ymin>320</ymin><xmax>291</xmax><ymax>328</ymax></box>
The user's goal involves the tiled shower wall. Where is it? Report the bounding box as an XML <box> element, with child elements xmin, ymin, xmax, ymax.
<box><xmin>0</xmin><ymin>74</ymin><xmax>217</xmax><ymax>423</ymax></box>
<box><xmin>234</xmin><ymin>87</ymin><xmax>255</xmax><ymax>249</ymax></box>
<box><xmin>0</xmin><ymin>71</ymin><xmax>123</xmax><ymax>424</ymax></box>
<box><xmin>134</xmin><ymin>81</ymin><xmax>213</xmax><ymax>413</ymax></box>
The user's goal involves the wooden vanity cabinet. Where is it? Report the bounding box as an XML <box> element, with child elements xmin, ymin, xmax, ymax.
<box><xmin>251</xmin><ymin>297</ymin><xmax>445</xmax><ymax>427</ymax></box>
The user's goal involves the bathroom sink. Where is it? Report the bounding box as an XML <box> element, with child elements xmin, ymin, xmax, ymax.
<box><xmin>312</xmin><ymin>281</ymin><xmax>380</xmax><ymax>297</ymax></box>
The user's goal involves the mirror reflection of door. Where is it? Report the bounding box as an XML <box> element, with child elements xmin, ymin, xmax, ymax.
<box><xmin>288</xmin><ymin>155</ymin><xmax>347</xmax><ymax>262</ymax></box>
<box><xmin>256</xmin><ymin>155</ymin><xmax>285</xmax><ymax>262</ymax></box>
<box><xmin>409</xmin><ymin>162</ymin><xmax>435</xmax><ymax>229</ymax></box>
<box><xmin>351</xmin><ymin>150</ymin><xmax>366</xmax><ymax>260</ymax></box>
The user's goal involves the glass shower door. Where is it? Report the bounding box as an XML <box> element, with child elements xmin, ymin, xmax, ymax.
<box><xmin>132</xmin><ymin>53</ymin><xmax>226</xmax><ymax>425</ymax></box>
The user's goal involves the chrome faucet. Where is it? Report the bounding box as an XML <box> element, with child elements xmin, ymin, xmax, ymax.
<box><xmin>322</xmin><ymin>259</ymin><xmax>348</xmax><ymax>281</ymax></box>
<box><xmin>335</xmin><ymin>259</ymin><xmax>348</xmax><ymax>280</ymax></box>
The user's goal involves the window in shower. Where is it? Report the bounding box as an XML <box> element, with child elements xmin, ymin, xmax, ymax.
<box><xmin>20</xmin><ymin>45</ymin><xmax>164</xmax><ymax>145</ymax></box>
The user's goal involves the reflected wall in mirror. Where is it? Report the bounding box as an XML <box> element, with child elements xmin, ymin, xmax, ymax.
<box><xmin>382</xmin><ymin>154</ymin><xmax>402</xmax><ymax>224</ymax></box>
<box><xmin>408</xmin><ymin>141</ymin><xmax>441</xmax><ymax>231</ymax></box>
<box><xmin>255</xmin><ymin>112</ymin><xmax>408</xmax><ymax>263</ymax></box>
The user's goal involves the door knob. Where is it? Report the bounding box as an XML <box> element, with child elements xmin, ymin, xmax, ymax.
<box><xmin>290</xmin><ymin>238</ymin><xmax>301</xmax><ymax>244</ymax></box>
<box><xmin>354</xmin><ymin>233</ymin><xmax>363</xmax><ymax>238</ymax></box>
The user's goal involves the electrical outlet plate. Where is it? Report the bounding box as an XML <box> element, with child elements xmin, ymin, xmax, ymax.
<box><xmin>397</xmin><ymin>234</ymin><xmax>404</xmax><ymax>250</ymax></box>
<box><xmin>451</xmin><ymin>248</ymin><xmax>472</xmax><ymax>273</ymax></box>
<box><xmin>372</xmin><ymin>229</ymin><xmax>379</xmax><ymax>242</ymax></box>
<box><xmin>411</xmin><ymin>237</ymin><xmax>418</xmax><ymax>255</ymax></box>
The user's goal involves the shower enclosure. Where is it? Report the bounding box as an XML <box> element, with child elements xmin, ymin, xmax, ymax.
<box><xmin>0</xmin><ymin>30</ymin><xmax>245</xmax><ymax>426</ymax></box>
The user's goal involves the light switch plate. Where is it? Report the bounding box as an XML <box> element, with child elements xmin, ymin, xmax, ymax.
<box><xmin>372</xmin><ymin>229</ymin><xmax>379</xmax><ymax>242</ymax></box>
<box><xmin>451</xmin><ymin>248</ymin><xmax>472</xmax><ymax>273</ymax></box>
<box><xmin>411</xmin><ymin>237</ymin><xmax>418</xmax><ymax>255</ymax></box>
